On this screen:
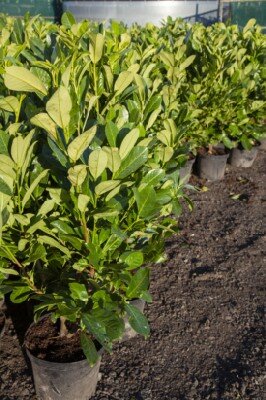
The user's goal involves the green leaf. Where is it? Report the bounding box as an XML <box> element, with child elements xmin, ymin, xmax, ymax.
<box><xmin>77</xmin><ymin>194</ymin><xmax>90</xmax><ymax>212</ymax></box>
<box><xmin>121</xmin><ymin>251</ymin><xmax>144</xmax><ymax>270</ymax></box>
<box><xmin>37</xmin><ymin>199</ymin><xmax>55</xmax><ymax>217</ymax></box>
<box><xmin>51</xmin><ymin>220</ymin><xmax>75</xmax><ymax>235</ymax></box>
<box><xmin>22</xmin><ymin>169</ymin><xmax>49</xmax><ymax>209</ymax></box>
<box><xmin>243</xmin><ymin>18</ymin><xmax>256</xmax><ymax>33</ymax></box>
<box><xmin>240</xmin><ymin>135</ymin><xmax>253</xmax><ymax>151</ymax></box>
<box><xmin>11</xmin><ymin>135</ymin><xmax>25</xmax><ymax>167</ymax></box>
<box><xmin>30</xmin><ymin>113</ymin><xmax>57</xmax><ymax>140</ymax></box>
<box><xmin>114</xmin><ymin>71</ymin><xmax>134</xmax><ymax>96</ymax></box>
<box><xmin>46</xmin><ymin>86</ymin><xmax>72</xmax><ymax>131</ymax></box>
<box><xmin>126</xmin><ymin>268</ymin><xmax>149</xmax><ymax>299</ymax></box>
<box><xmin>61</xmin><ymin>11</ymin><xmax>76</xmax><ymax>29</ymax></box>
<box><xmin>82</xmin><ymin>313</ymin><xmax>107</xmax><ymax>348</ymax></box>
<box><xmin>89</xmin><ymin>149</ymin><xmax>108</xmax><ymax>180</ymax></box>
<box><xmin>0</xmin><ymin>177</ymin><xmax>12</xmax><ymax>196</ymax></box>
<box><xmin>67</xmin><ymin>126</ymin><xmax>97</xmax><ymax>163</ymax></box>
<box><xmin>68</xmin><ymin>165</ymin><xmax>87</xmax><ymax>186</ymax></box>
<box><xmin>4</xmin><ymin>66</ymin><xmax>47</xmax><ymax>95</ymax></box>
<box><xmin>0</xmin><ymin>266</ymin><xmax>18</xmax><ymax>276</ymax></box>
<box><xmin>69</xmin><ymin>283</ymin><xmax>89</xmax><ymax>302</ymax></box>
<box><xmin>119</xmin><ymin>127</ymin><xmax>139</xmax><ymax>159</ymax></box>
<box><xmin>124</xmin><ymin>303</ymin><xmax>150</xmax><ymax>337</ymax></box>
<box><xmin>95</xmin><ymin>180</ymin><xmax>120</xmax><ymax>196</ymax></box>
<box><xmin>0</xmin><ymin>96</ymin><xmax>20</xmax><ymax>113</ymax></box>
<box><xmin>103</xmin><ymin>147</ymin><xmax>121</xmax><ymax>173</ymax></box>
<box><xmin>134</xmin><ymin>186</ymin><xmax>160</xmax><ymax>219</ymax></box>
<box><xmin>89</xmin><ymin>33</ymin><xmax>105</xmax><ymax>64</ymax></box>
<box><xmin>114</xmin><ymin>146</ymin><xmax>148</xmax><ymax>179</ymax></box>
<box><xmin>10</xmin><ymin>286</ymin><xmax>31</xmax><ymax>303</ymax></box>
<box><xmin>142</xmin><ymin>168</ymin><xmax>165</xmax><ymax>187</ymax></box>
<box><xmin>0</xmin><ymin>131</ymin><xmax>10</xmax><ymax>156</ymax></box>
<box><xmin>179</xmin><ymin>55</ymin><xmax>196</xmax><ymax>71</ymax></box>
<box><xmin>80</xmin><ymin>332</ymin><xmax>99</xmax><ymax>367</ymax></box>
<box><xmin>47</xmin><ymin>137</ymin><xmax>68</xmax><ymax>167</ymax></box>
<box><xmin>26</xmin><ymin>244</ymin><xmax>46</xmax><ymax>264</ymax></box>
<box><xmin>38</xmin><ymin>235</ymin><xmax>71</xmax><ymax>256</ymax></box>
<box><xmin>105</xmin><ymin>121</ymin><xmax>119</xmax><ymax>147</ymax></box>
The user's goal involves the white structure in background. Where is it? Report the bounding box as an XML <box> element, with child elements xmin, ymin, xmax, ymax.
<box><xmin>63</xmin><ymin>1</ymin><xmax>219</xmax><ymax>26</ymax></box>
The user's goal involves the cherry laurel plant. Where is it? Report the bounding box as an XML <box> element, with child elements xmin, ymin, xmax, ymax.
<box><xmin>0</xmin><ymin>16</ymin><xmax>191</xmax><ymax>365</ymax></box>
<box><xmin>0</xmin><ymin>13</ymin><xmax>265</xmax><ymax>364</ymax></box>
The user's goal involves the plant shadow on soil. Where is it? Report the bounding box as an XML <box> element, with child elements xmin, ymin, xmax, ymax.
<box><xmin>213</xmin><ymin>313</ymin><xmax>265</xmax><ymax>400</ymax></box>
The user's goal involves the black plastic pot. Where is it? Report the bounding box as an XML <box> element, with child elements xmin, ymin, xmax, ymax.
<box><xmin>121</xmin><ymin>299</ymin><xmax>145</xmax><ymax>342</ymax></box>
<box><xmin>228</xmin><ymin>147</ymin><xmax>258</xmax><ymax>168</ymax></box>
<box><xmin>26</xmin><ymin>348</ymin><xmax>102</xmax><ymax>400</ymax></box>
<box><xmin>196</xmin><ymin>153</ymin><xmax>229</xmax><ymax>181</ymax></box>
<box><xmin>179</xmin><ymin>159</ymin><xmax>195</xmax><ymax>183</ymax></box>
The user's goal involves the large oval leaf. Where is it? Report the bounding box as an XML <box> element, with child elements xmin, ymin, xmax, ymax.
<box><xmin>114</xmin><ymin>146</ymin><xmax>148</xmax><ymax>179</ymax></box>
<box><xmin>114</xmin><ymin>71</ymin><xmax>134</xmax><ymax>96</ymax></box>
<box><xmin>119</xmin><ymin>127</ymin><xmax>139</xmax><ymax>159</ymax></box>
<box><xmin>67</xmin><ymin>126</ymin><xmax>97</xmax><ymax>163</ymax></box>
<box><xmin>4</xmin><ymin>66</ymin><xmax>47</xmax><ymax>95</ymax></box>
<box><xmin>0</xmin><ymin>96</ymin><xmax>20</xmax><ymax>113</ymax></box>
<box><xmin>89</xmin><ymin>149</ymin><xmax>108</xmax><ymax>180</ymax></box>
<box><xmin>68</xmin><ymin>165</ymin><xmax>87</xmax><ymax>186</ymax></box>
<box><xmin>46</xmin><ymin>86</ymin><xmax>72</xmax><ymax>131</ymax></box>
<box><xmin>89</xmin><ymin>33</ymin><xmax>105</xmax><ymax>64</ymax></box>
<box><xmin>124</xmin><ymin>303</ymin><xmax>150</xmax><ymax>337</ymax></box>
<box><xmin>31</xmin><ymin>113</ymin><xmax>57</xmax><ymax>139</ymax></box>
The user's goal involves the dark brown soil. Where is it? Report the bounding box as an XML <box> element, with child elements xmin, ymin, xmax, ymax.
<box><xmin>24</xmin><ymin>316</ymin><xmax>86</xmax><ymax>363</ymax></box>
<box><xmin>0</xmin><ymin>151</ymin><xmax>265</xmax><ymax>400</ymax></box>
<box><xmin>0</xmin><ymin>312</ymin><xmax>5</xmax><ymax>335</ymax></box>
<box><xmin>197</xmin><ymin>146</ymin><xmax>228</xmax><ymax>156</ymax></box>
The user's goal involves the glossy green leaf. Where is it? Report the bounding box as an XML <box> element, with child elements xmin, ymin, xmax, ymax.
<box><xmin>0</xmin><ymin>131</ymin><xmax>10</xmax><ymax>156</ymax></box>
<box><xmin>179</xmin><ymin>55</ymin><xmax>196</xmax><ymax>71</ymax></box>
<box><xmin>114</xmin><ymin>71</ymin><xmax>134</xmax><ymax>96</ymax></box>
<box><xmin>105</xmin><ymin>121</ymin><xmax>119</xmax><ymax>147</ymax></box>
<box><xmin>103</xmin><ymin>147</ymin><xmax>121</xmax><ymax>173</ymax></box>
<box><xmin>134</xmin><ymin>186</ymin><xmax>160</xmax><ymax>219</ymax></box>
<box><xmin>0</xmin><ymin>96</ymin><xmax>20</xmax><ymax>113</ymax></box>
<box><xmin>69</xmin><ymin>282</ymin><xmax>89</xmax><ymax>302</ymax></box>
<box><xmin>114</xmin><ymin>146</ymin><xmax>148</xmax><ymax>179</ymax></box>
<box><xmin>142</xmin><ymin>168</ymin><xmax>165</xmax><ymax>187</ymax></box>
<box><xmin>61</xmin><ymin>12</ymin><xmax>76</xmax><ymax>29</ymax></box>
<box><xmin>89</xmin><ymin>149</ymin><xmax>108</xmax><ymax>180</ymax></box>
<box><xmin>119</xmin><ymin>127</ymin><xmax>139</xmax><ymax>159</ymax></box>
<box><xmin>89</xmin><ymin>33</ymin><xmax>105</xmax><ymax>64</ymax></box>
<box><xmin>121</xmin><ymin>251</ymin><xmax>144</xmax><ymax>270</ymax></box>
<box><xmin>80</xmin><ymin>332</ymin><xmax>99</xmax><ymax>367</ymax></box>
<box><xmin>4</xmin><ymin>66</ymin><xmax>47</xmax><ymax>95</ymax></box>
<box><xmin>124</xmin><ymin>303</ymin><xmax>150</xmax><ymax>337</ymax></box>
<box><xmin>22</xmin><ymin>169</ymin><xmax>49</xmax><ymax>208</ymax></box>
<box><xmin>0</xmin><ymin>177</ymin><xmax>12</xmax><ymax>196</ymax></box>
<box><xmin>126</xmin><ymin>268</ymin><xmax>149</xmax><ymax>299</ymax></box>
<box><xmin>46</xmin><ymin>86</ymin><xmax>72</xmax><ymax>131</ymax></box>
<box><xmin>68</xmin><ymin>165</ymin><xmax>87</xmax><ymax>186</ymax></box>
<box><xmin>30</xmin><ymin>113</ymin><xmax>57</xmax><ymax>139</ymax></box>
<box><xmin>67</xmin><ymin>126</ymin><xmax>97</xmax><ymax>163</ymax></box>
<box><xmin>95</xmin><ymin>180</ymin><xmax>120</xmax><ymax>196</ymax></box>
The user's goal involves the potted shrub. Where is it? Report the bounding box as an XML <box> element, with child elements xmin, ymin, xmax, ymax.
<box><xmin>0</xmin><ymin>43</ymin><xmax>189</xmax><ymax>396</ymax></box>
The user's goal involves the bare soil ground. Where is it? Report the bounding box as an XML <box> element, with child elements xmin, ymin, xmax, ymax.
<box><xmin>0</xmin><ymin>151</ymin><xmax>265</xmax><ymax>400</ymax></box>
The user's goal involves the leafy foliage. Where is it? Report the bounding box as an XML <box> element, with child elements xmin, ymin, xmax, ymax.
<box><xmin>0</xmin><ymin>13</ymin><xmax>265</xmax><ymax>365</ymax></box>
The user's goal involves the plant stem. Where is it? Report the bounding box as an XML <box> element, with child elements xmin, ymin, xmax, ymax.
<box><xmin>81</xmin><ymin>213</ymin><xmax>89</xmax><ymax>244</ymax></box>
<box><xmin>59</xmin><ymin>316</ymin><xmax>68</xmax><ymax>337</ymax></box>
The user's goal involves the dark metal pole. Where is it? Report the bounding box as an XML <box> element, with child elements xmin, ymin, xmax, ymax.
<box><xmin>218</xmin><ymin>0</ymin><xmax>223</xmax><ymax>22</ymax></box>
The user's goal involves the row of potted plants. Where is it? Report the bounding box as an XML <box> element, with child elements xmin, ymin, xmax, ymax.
<box><xmin>0</xmin><ymin>13</ymin><xmax>265</xmax><ymax>399</ymax></box>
